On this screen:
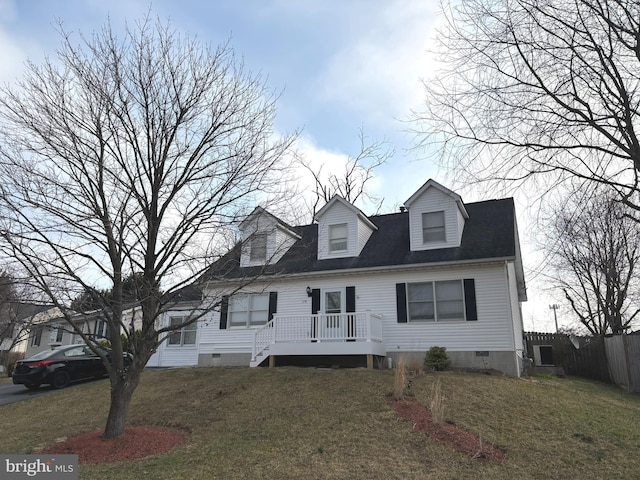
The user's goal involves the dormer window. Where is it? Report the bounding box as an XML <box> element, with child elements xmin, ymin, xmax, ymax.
<box><xmin>422</xmin><ymin>211</ymin><xmax>445</xmax><ymax>243</ymax></box>
<box><xmin>250</xmin><ymin>234</ymin><xmax>267</xmax><ymax>261</ymax></box>
<box><xmin>329</xmin><ymin>223</ymin><xmax>348</xmax><ymax>252</ymax></box>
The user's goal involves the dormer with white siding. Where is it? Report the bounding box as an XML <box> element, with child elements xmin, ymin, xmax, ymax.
<box><xmin>315</xmin><ymin>195</ymin><xmax>378</xmax><ymax>260</ymax></box>
<box><xmin>239</xmin><ymin>207</ymin><xmax>301</xmax><ymax>267</ymax></box>
<box><xmin>403</xmin><ymin>179</ymin><xmax>469</xmax><ymax>251</ymax></box>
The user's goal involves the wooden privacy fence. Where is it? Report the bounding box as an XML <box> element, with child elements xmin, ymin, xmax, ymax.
<box><xmin>604</xmin><ymin>334</ymin><xmax>640</xmax><ymax>393</ymax></box>
<box><xmin>524</xmin><ymin>332</ymin><xmax>610</xmax><ymax>383</ymax></box>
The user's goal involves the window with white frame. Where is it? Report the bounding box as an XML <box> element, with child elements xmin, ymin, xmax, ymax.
<box><xmin>407</xmin><ymin>280</ymin><xmax>464</xmax><ymax>322</ymax></box>
<box><xmin>168</xmin><ymin>316</ymin><xmax>197</xmax><ymax>346</ymax></box>
<box><xmin>249</xmin><ymin>233</ymin><xmax>267</xmax><ymax>261</ymax></box>
<box><xmin>229</xmin><ymin>293</ymin><xmax>269</xmax><ymax>327</ymax></box>
<box><xmin>31</xmin><ymin>327</ymin><xmax>42</xmax><ymax>347</ymax></box>
<box><xmin>95</xmin><ymin>320</ymin><xmax>109</xmax><ymax>339</ymax></box>
<box><xmin>422</xmin><ymin>211</ymin><xmax>445</xmax><ymax>243</ymax></box>
<box><xmin>329</xmin><ymin>223</ymin><xmax>348</xmax><ymax>252</ymax></box>
<box><xmin>51</xmin><ymin>326</ymin><xmax>64</xmax><ymax>343</ymax></box>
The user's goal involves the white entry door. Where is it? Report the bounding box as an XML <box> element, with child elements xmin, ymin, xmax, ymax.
<box><xmin>322</xmin><ymin>288</ymin><xmax>345</xmax><ymax>339</ymax></box>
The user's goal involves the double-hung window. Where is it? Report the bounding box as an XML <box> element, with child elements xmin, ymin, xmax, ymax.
<box><xmin>250</xmin><ymin>233</ymin><xmax>267</xmax><ymax>261</ymax></box>
<box><xmin>407</xmin><ymin>280</ymin><xmax>465</xmax><ymax>321</ymax></box>
<box><xmin>422</xmin><ymin>211</ymin><xmax>445</xmax><ymax>243</ymax></box>
<box><xmin>168</xmin><ymin>316</ymin><xmax>197</xmax><ymax>346</ymax></box>
<box><xmin>51</xmin><ymin>326</ymin><xmax>64</xmax><ymax>343</ymax></box>
<box><xmin>31</xmin><ymin>327</ymin><xmax>42</xmax><ymax>347</ymax></box>
<box><xmin>329</xmin><ymin>223</ymin><xmax>348</xmax><ymax>252</ymax></box>
<box><xmin>95</xmin><ymin>320</ymin><xmax>109</xmax><ymax>339</ymax></box>
<box><xmin>229</xmin><ymin>293</ymin><xmax>269</xmax><ymax>327</ymax></box>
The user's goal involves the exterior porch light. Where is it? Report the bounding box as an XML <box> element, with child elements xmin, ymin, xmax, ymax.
<box><xmin>306</xmin><ymin>286</ymin><xmax>313</xmax><ymax>297</ymax></box>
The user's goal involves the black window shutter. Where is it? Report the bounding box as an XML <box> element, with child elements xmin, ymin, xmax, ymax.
<box><xmin>396</xmin><ymin>283</ymin><xmax>407</xmax><ymax>323</ymax></box>
<box><xmin>311</xmin><ymin>289</ymin><xmax>321</xmax><ymax>314</ymax></box>
<box><xmin>464</xmin><ymin>279</ymin><xmax>477</xmax><ymax>321</ymax></box>
<box><xmin>268</xmin><ymin>292</ymin><xmax>278</xmax><ymax>321</ymax></box>
<box><xmin>346</xmin><ymin>286</ymin><xmax>356</xmax><ymax>312</ymax></box>
<box><xmin>220</xmin><ymin>295</ymin><xmax>229</xmax><ymax>329</ymax></box>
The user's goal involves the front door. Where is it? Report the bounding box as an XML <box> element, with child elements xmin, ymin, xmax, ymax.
<box><xmin>322</xmin><ymin>288</ymin><xmax>345</xmax><ymax>339</ymax></box>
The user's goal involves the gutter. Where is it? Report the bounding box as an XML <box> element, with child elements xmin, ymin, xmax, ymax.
<box><xmin>205</xmin><ymin>256</ymin><xmax>518</xmax><ymax>288</ymax></box>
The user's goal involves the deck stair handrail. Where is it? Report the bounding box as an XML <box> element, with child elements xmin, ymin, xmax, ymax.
<box><xmin>252</xmin><ymin>319</ymin><xmax>276</xmax><ymax>363</ymax></box>
<box><xmin>251</xmin><ymin>312</ymin><xmax>383</xmax><ymax>364</ymax></box>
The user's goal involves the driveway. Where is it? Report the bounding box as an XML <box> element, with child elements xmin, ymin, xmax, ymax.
<box><xmin>0</xmin><ymin>378</ymin><xmax>106</xmax><ymax>406</ymax></box>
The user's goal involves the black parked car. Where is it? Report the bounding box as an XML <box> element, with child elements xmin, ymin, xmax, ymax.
<box><xmin>12</xmin><ymin>344</ymin><xmax>115</xmax><ymax>390</ymax></box>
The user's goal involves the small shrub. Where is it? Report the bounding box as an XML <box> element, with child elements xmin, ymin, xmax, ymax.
<box><xmin>424</xmin><ymin>346</ymin><xmax>451</xmax><ymax>372</ymax></box>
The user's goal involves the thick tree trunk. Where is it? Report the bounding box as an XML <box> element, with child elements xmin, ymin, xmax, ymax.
<box><xmin>102</xmin><ymin>367</ymin><xmax>142</xmax><ymax>439</ymax></box>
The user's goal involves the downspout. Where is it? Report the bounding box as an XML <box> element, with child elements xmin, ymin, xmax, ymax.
<box><xmin>504</xmin><ymin>261</ymin><xmax>521</xmax><ymax>377</ymax></box>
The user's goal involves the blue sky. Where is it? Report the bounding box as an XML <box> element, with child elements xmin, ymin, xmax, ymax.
<box><xmin>0</xmin><ymin>0</ymin><xmax>560</xmax><ymax>331</ymax></box>
<box><xmin>0</xmin><ymin>0</ymin><xmax>443</xmax><ymax>209</ymax></box>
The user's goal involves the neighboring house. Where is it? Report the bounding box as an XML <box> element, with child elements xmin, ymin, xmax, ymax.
<box><xmin>22</xmin><ymin>309</ymin><xmax>123</xmax><ymax>358</ymax></box>
<box><xmin>151</xmin><ymin>179</ymin><xmax>528</xmax><ymax>376</ymax></box>
<box><xmin>0</xmin><ymin>303</ymin><xmax>54</xmax><ymax>370</ymax></box>
<box><xmin>21</xmin><ymin>307</ymin><xmax>66</xmax><ymax>358</ymax></box>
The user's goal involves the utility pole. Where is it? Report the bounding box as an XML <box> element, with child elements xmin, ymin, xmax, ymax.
<box><xmin>549</xmin><ymin>304</ymin><xmax>559</xmax><ymax>333</ymax></box>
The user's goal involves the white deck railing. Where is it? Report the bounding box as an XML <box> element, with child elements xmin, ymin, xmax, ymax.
<box><xmin>252</xmin><ymin>312</ymin><xmax>383</xmax><ymax>363</ymax></box>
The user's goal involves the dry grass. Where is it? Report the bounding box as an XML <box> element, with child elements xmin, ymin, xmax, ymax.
<box><xmin>2</xmin><ymin>368</ymin><xmax>640</xmax><ymax>479</ymax></box>
<box><xmin>429</xmin><ymin>379</ymin><xmax>445</xmax><ymax>424</ymax></box>
<box><xmin>393</xmin><ymin>355</ymin><xmax>407</xmax><ymax>400</ymax></box>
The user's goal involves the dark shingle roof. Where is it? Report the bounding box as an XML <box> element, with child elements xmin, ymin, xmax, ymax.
<box><xmin>202</xmin><ymin>198</ymin><xmax>517</xmax><ymax>281</ymax></box>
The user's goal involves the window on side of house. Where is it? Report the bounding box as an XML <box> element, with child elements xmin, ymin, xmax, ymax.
<box><xmin>407</xmin><ymin>280</ymin><xmax>465</xmax><ymax>322</ymax></box>
<box><xmin>95</xmin><ymin>320</ymin><xmax>109</xmax><ymax>339</ymax></box>
<box><xmin>329</xmin><ymin>223</ymin><xmax>348</xmax><ymax>252</ymax></box>
<box><xmin>168</xmin><ymin>316</ymin><xmax>197</xmax><ymax>346</ymax></box>
<box><xmin>250</xmin><ymin>233</ymin><xmax>267</xmax><ymax>261</ymax></box>
<box><xmin>229</xmin><ymin>293</ymin><xmax>269</xmax><ymax>327</ymax></box>
<box><xmin>422</xmin><ymin>211</ymin><xmax>445</xmax><ymax>243</ymax></box>
<box><xmin>55</xmin><ymin>327</ymin><xmax>64</xmax><ymax>343</ymax></box>
<box><xmin>31</xmin><ymin>327</ymin><xmax>42</xmax><ymax>347</ymax></box>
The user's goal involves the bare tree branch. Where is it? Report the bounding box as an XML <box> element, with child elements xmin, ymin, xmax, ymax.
<box><xmin>0</xmin><ymin>16</ymin><xmax>295</xmax><ymax>439</ymax></box>
<box><xmin>414</xmin><ymin>0</ymin><xmax>640</xmax><ymax>206</ymax></box>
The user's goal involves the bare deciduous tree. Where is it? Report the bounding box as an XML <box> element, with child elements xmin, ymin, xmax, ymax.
<box><xmin>415</xmin><ymin>0</ymin><xmax>640</xmax><ymax>208</ymax></box>
<box><xmin>546</xmin><ymin>193</ymin><xmax>640</xmax><ymax>335</ymax></box>
<box><xmin>296</xmin><ymin>130</ymin><xmax>393</xmax><ymax>218</ymax></box>
<box><xmin>0</xmin><ymin>17</ymin><xmax>295</xmax><ymax>439</ymax></box>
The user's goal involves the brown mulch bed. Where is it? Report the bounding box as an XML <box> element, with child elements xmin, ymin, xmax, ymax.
<box><xmin>40</xmin><ymin>426</ymin><xmax>189</xmax><ymax>465</ymax></box>
<box><xmin>388</xmin><ymin>396</ymin><xmax>506</xmax><ymax>462</ymax></box>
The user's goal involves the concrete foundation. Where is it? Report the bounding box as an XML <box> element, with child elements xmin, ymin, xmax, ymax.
<box><xmin>386</xmin><ymin>350</ymin><xmax>521</xmax><ymax>377</ymax></box>
<box><xmin>197</xmin><ymin>352</ymin><xmax>251</xmax><ymax>367</ymax></box>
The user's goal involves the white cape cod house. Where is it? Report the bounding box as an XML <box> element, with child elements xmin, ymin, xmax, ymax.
<box><xmin>148</xmin><ymin>179</ymin><xmax>528</xmax><ymax>376</ymax></box>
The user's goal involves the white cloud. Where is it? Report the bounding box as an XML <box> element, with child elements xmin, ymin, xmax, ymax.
<box><xmin>315</xmin><ymin>2</ymin><xmax>441</xmax><ymax>125</ymax></box>
<box><xmin>0</xmin><ymin>27</ymin><xmax>26</xmax><ymax>83</ymax></box>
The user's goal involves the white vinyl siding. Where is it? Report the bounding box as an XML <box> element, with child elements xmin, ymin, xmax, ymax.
<box><xmin>408</xmin><ymin>187</ymin><xmax>462</xmax><ymax>251</ymax></box>
<box><xmin>317</xmin><ymin>199</ymin><xmax>375</xmax><ymax>260</ymax></box>
<box><xmin>195</xmin><ymin>262</ymin><xmax>518</xmax><ymax>361</ymax></box>
<box><xmin>240</xmin><ymin>213</ymin><xmax>299</xmax><ymax>267</ymax></box>
<box><xmin>148</xmin><ymin>311</ymin><xmax>201</xmax><ymax>366</ymax></box>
